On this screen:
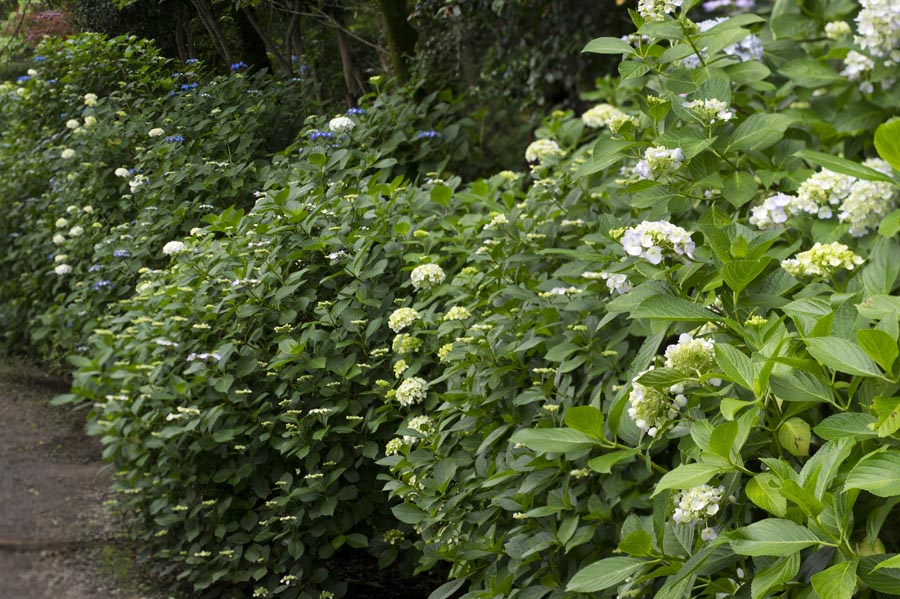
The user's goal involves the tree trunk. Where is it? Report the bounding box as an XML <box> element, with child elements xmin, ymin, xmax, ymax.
<box><xmin>375</xmin><ymin>0</ymin><xmax>416</xmax><ymax>84</ymax></box>
<box><xmin>234</xmin><ymin>6</ymin><xmax>275</xmax><ymax>73</ymax></box>
<box><xmin>190</xmin><ymin>0</ymin><xmax>233</xmax><ymax>67</ymax></box>
<box><xmin>330</xmin><ymin>6</ymin><xmax>365</xmax><ymax>105</ymax></box>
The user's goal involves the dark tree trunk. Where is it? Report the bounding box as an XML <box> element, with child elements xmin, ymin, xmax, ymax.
<box><xmin>233</xmin><ymin>5</ymin><xmax>275</xmax><ymax>73</ymax></box>
<box><xmin>190</xmin><ymin>0</ymin><xmax>233</xmax><ymax>67</ymax></box>
<box><xmin>329</xmin><ymin>5</ymin><xmax>365</xmax><ymax>105</ymax></box>
<box><xmin>375</xmin><ymin>0</ymin><xmax>416</xmax><ymax>84</ymax></box>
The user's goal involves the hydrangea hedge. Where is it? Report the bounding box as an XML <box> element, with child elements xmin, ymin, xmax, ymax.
<box><xmin>3</xmin><ymin>0</ymin><xmax>900</xmax><ymax>597</ymax></box>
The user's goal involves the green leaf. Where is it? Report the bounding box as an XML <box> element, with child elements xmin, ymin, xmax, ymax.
<box><xmin>652</xmin><ymin>463</ymin><xmax>726</xmax><ymax>497</ymax></box>
<box><xmin>810</xmin><ymin>558</ymin><xmax>858</xmax><ymax>599</ymax></box>
<box><xmin>805</xmin><ymin>337</ymin><xmax>884</xmax><ymax>378</ymax></box>
<box><xmin>618</xmin><ymin>528</ymin><xmax>653</xmax><ymax>557</ymax></box>
<box><xmin>770</xmin><ymin>370</ymin><xmax>836</xmax><ymax>405</ymax></box>
<box><xmin>746</xmin><ymin>473</ymin><xmax>788</xmax><ymax>517</ymax></box>
<box><xmin>795</xmin><ymin>149</ymin><xmax>896</xmax><ymax>183</ymax></box>
<box><xmin>727</xmin><ymin>114</ymin><xmax>795</xmax><ymax>153</ymax></box>
<box><xmin>857</xmin><ymin>329</ymin><xmax>899</xmax><ymax>373</ymax></box>
<box><xmin>588</xmin><ymin>449</ymin><xmax>639</xmax><ymax>474</ymax></box>
<box><xmin>509</xmin><ymin>428</ymin><xmax>598</xmax><ymax>454</ymax></box>
<box><xmin>779</xmin><ymin>59</ymin><xmax>843</xmax><ymax>87</ymax></box>
<box><xmin>566</xmin><ymin>557</ymin><xmax>647</xmax><ymax>593</ymax></box>
<box><xmin>860</xmin><ymin>555</ymin><xmax>900</xmax><ymax>594</ymax></box>
<box><xmin>636</xmin><ymin>367</ymin><xmax>690</xmax><ymax>388</ymax></box>
<box><xmin>723</xmin><ymin>259</ymin><xmax>770</xmax><ymax>294</ymax></box>
<box><xmin>878</xmin><ymin>210</ymin><xmax>900</xmax><ymax>237</ymax></box>
<box><xmin>751</xmin><ymin>553</ymin><xmax>800</xmax><ymax>599</ymax></box>
<box><xmin>871</xmin><ymin>554</ymin><xmax>900</xmax><ymax>572</ymax></box>
<box><xmin>729</xmin><ymin>519</ymin><xmax>822</xmax><ymax>556</ymax></box>
<box><xmin>723</xmin><ymin>172</ymin><xmax>759</xmax><ymax>207</ymax></box>
<box><xmin>391</xmin><ymin>503</ymin><xmax>428</xmax><ymax>524</ymax></box>
<box><xmin>427</xmin><ymin>579</ymin><xmax>467</xmax><ymax>599</ymax></box>
<box><xmin>871</xmin><ymin>396</ymin><xmax>900</xmax><ymax>437</ymax></box>
<box><xmin>845</xmin><ymin>451</ymin><xmax>900</xmax><ymax>497</ymax></box>
<box><xmin>564</xmin><ymin>406</ymin><xmax>606</xmax><ymax>440</ymax></box>
<box><xmin>631</xmin><ymin>295</ymin><xmax>720</xmax><ymax>322</ymax></box>
<box><xmin>779</xmin><ymin>479</ymin><xmax>824</xmax><ymax>516</ymax></box>
<box><xmin>875</xmin><ymin>119</ymin><xmax>900</xmax><ymax>173</ymax></box>
<box><xmin>857</xmin><ymin>294</ymin><xmax>900</xmax><ymax>320</ymax></box>
<box><xmin>582</xmin><ymin>36</ymin><xmax>636</xmax><ymax>55</ymax></box>
<box><xmin>814</xmin><ymin>413</ymin><xmax>878</xmax><ymax>441</ymax></box>
<box><xmin>715</xmin><ymin>344</ymin><xmax>755</xmax><ymax>390</ymax></box>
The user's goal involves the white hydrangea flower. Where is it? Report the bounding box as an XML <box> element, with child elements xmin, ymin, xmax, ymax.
<box><xmin>395</xmin><ymin>377</ymin><xmax>427</xmax><ymax>407</ymax></box>
<box><xmin>682</xmin><ymin>98</ymin><xmax>734</xmax><ymax>124</ymax></box>
<box><xmin>60</xmin><ymin>148</ymin><xmax>75</xmax><ymax>159</ymax></box>
<box><xmin>84</xmin><ymin>115</ymin><xmax>97</xmax><ymax>128</ymax></box>
<box><xmin>328</xmin><ymin>115</ymin><xmax>355</xmax><ymax>133</ymax></box>
<box><xmin>388</xmin><ymin>307</ymin><xmax>419</xmax><ymax>333</ymax></box>
<box><xmin>854</xmin><ymin>0</ymin><xmax>900</xmax><ymax>60</ymax></box>
<box><xmin>664</xmin><ymin>333</ymin><xmax>716</xmax><ymax>375</ymax></box>
<box><xmin>148</xmin><ymin>127</ymin><xmax>165</xmax><ymax>137</ymax></box>
<box><xmin>672</xmin><ymin>484</ymin><xmax>726</xmax><ymax>525</ymax></box>
<box><xmin>410</xmin><ymin>263</ymin><xmax>445</xmax><ymax>290</ymax></box>
<box><xmin>581</xmin><ymin>103</ymin><xmax>639</xmax><ymax>132</ymax></box>
<box><xmin>525</xmin><ymin>139</ymin><xmax>564</xmax><ymax>163</ymax></box>
<box><xmin>83</xmin><ymin>93</ymin><xmax>98</xmax><ymax>106</ymax></box>
<box><xmin>54</xmin><ymin>264</ymin><xmax>72</xmax><ymax>276</ymax></box>
<box><xmin>582</xmin><ymin>271</ymin><xmax>632</xmax><ymax>295</ymax></box>
<box><xmin>701</xmin><ymin>526</ymin><xmax>718</xmax><ymax>541</ymax></box>
<box><xmin>632</xmin><ymin>146</ymin><xmax>684</xmax><ymax>180</ymax></box>
<box><xmin>620</xmin><ymin>220</ymin><xmax>695</xmax><ymax>265</ymax></box>
<box><xmin>55</xmin><ymin>217</ymin><xmax>69</xmax><ymax>228</ymax></box>
<box><xmin>838</xmin><ymin>158</ymin><xmax>897</xmax><ymax>236</ymax></box>
<box><xmin>781</xmin><ymin>242</ymin><xmax>864</xmax><ymax>277</ymax></box>
<box><xmin>65</xmin><ymin>118</ymin><xmax>79</xmax><ymax>129</ymax></box>
<box><xmin>163</xmin><ymin>240</ymin><xmax>186</xmax><ymax>255</ymax></box>
<box><xmin>403</xmin><ymin>415</ymin><xmax>435</xmax><ymax>443</ymax></box>
<box><xmin>52</xmin><ymin>233</ymin><xmax>66</xmax><ymax>245</ymax></box>
<box><xmin>748</xmin><ymin>193</ymin><xmax>796</xmax><ymax>228</ymax></box>
<box><xmin>392</xmin><ymin>333</ymin><xmax>423</xmax><ymax>354</ymax></box>
<box><xmin>841</xmin><ymin>50</ymin><xmax>875</xmax><ymax>88</ymax></box>
<box><xmin>129</xmin><ymin>174</ymin><xmax>147</xmax><ymax>192</ymax></box>
<box><xmin>68</xmin><ymin>226</ymin><xmax>83</xmax><ymax>237</ymax></box>
<box><xmin>627</xmin><ymin>372</ymin><xmax>688</xmax><ymax>437</ymax></box>
<box><xmin>638</xmin><ymin>0</ymin><xmax>684</xmax><ymax>21</ymax></box>
<box><xmin>798</xmin><ymin>168</ymin><xmax>856</xmax><ymax>209</ymax></box>
<box><xmin>443</xmin><ymin>306</ymin><xmax>471</xmax><ymax>321</ymax></box>
<box><xmin>825</xmin><ymin>21</ymin><xmax>852</xmax><ymax>40</ymax></box>
<box><xmin>114</xmin><ymin>167</ymin><xmax>130</xmax><ymax>178</ymax></box>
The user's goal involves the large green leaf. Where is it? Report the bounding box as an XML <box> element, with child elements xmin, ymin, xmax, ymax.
<box><xmin>813</xmin><ymin>413</ymin><xmax>878</xmax><ymax>441</ymax></box>
<box><xmin>652</xmin><ymin>463</ymin><xmax>726</xmax><ymax>497</ymax></box>
<box><xmin>875</xmin><ymin>119</ymin><xmax>900</xmax><ymax>173</ymax></box>
<box><xmin>564</xmin><ymin>406</ymin><xmax>606</xmax><ymax>440</ymax></box>
<box><xmin>795</xmin><ymin>149</ymin><xmax>896</xmax><ymax>183</ymax></box>
<box><xmin>722</xmin><ymin>259</ymin><xmax>770</xmax><ymax>294</ymax></box>
<box><xmin>588</xmin><ymin>449</ymin><xmax>639</xmax><ymax>474</ymax></box>
<box><xmin>857</xmin><ymin>329</ymin><xmax>899</xmax><ymax>373</ymax></box>
<box><xmin>509</xmin><ymin>428</ymin><xmax>598</xmax><ymax>454</ymax></box>
<box><xmin>714</xmin><ymin>343</ymin><xmax>755</xmax><ymax>390</ymax></box>
<box><xmin>769</xmin><ymin>370</ymin><xmax>835</xmax><ymax>405</ymax></box>
<box><xmin>860</xmin><ymin>555</ymin><xmax>900</xmax><ymax>594</ymax></box>
<box><xmin>582</xmin><ymin>36</ymin><xmax>636</xmax><ymax>55</ymax></box>
<box><xmin>845</xmin><ymin>451</ymin><xmax>900</xmax><ymax>497</ymax></box>
<box><xmin>811</xmin><ymin>558</ymin><xmax>858</xmax><ymax>599</ymax></box>
<box><xmin>729</xmin><ymin>519</ymin><xmax>822</xmax><ymax>556</ymax></box>
<box><xmin>631</xmin><ymin>295</ymin><xmax>720</xmax><ymax>322</ymax></box>
<box><xmin>805</xmin><ymin>337</ymin><xmax>884</xmax><ymax>378</ymax></box>
<box><xmin>566</xmin><ymin>557</ymin><xmax>647</xmax><ymax>592</ymax></box>
<box><xmin>727</xmin><ymin>114</ymin><xmax>795</xmax><ymax>153</ymax></box>
<box><xmin>746</xmin><ymin>473</ymin><xmax>787</xmax><ymax>517</ymax></box>
<box><xmin>751</xmin><ymin>553</ymin><xmax>800</xmax><ymax>599</ymax></box>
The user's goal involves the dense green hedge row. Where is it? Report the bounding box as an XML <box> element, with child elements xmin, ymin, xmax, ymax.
<box><xmin>4</xmin><ymin>1</ymin><xmax>900</xmax><ymax>598</ymax></box>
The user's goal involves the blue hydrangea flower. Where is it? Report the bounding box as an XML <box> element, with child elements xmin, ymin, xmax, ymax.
<box><xmin>416</xmin><ymin>130</ymin><xmax>442</xmax><ymax>140</ymax></box>
<box><xmin>33</xmin><ymin>55</ymin><xmax>46</xmax><ymax>62</ymax></box>
<box><xmin>88</xmin><ymin>264</ymin><xmax>102</xmax><ymax>272</ymax></box>
<box><xmin>230</xmin><ymin>61</ymin><xmax>248</xmax><ymax>71</ymax></box>
<box><xmin>164</xmin><ymin>135</ymin><xmax>185</xmax><ymax>143</ymax></box>
<box><xmin>185</xmin><ymin>58</ymin><xmax>199</xmax><ymax>65</ymax></box>
<box><xmin>309</xmin><ymin>130</ymin><xmax>334</xmax><ymax>141</ymax></box>
<box><xmin>93</xmin><ymin>280</ymin><xmax>112</xmax><ymax>290</ymax></box>
<box><xmin>16</xmin><ymin>75</ymin><xmax>30</xmax><ymax>83</ymax></box>
<box><xmin>346</xmin><ymin>107</ymin><xmax>365</xmax><ymax>115</ymax></box>
<box><xmin>113</xmin><ymin>249</ymin><xmax>129</xmax><ymax>258</ymax></box>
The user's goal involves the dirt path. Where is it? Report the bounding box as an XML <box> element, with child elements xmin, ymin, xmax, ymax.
<box><xmin>0</xmin><ymin>360</ymin><xmax>169</xmax><ymax>599</ymax></box>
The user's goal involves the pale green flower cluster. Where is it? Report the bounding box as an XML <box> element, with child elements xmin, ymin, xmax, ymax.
<box><xmin>581</xmin><ymin>103</ymin><xmax>638</xmax><ymax>132</ymax></box>
<box><xmin>632</xmin><ymin>146</ymin><xmax>684</xmax><ymax>180</ymax></box>
<box><xmin>627</xmin><ymin>370</ymin><xmax>688</xmax><ymax>437</ymax></box>
<box><xmin>395</xmin><ymin>377</ymin><xmax>427</xmax><ymax>406</ymax></box>
<box><xmin>781</xmin><ymin>242</ymin><xmax>864</xmax><ymax>277</ymax></box>
<box><xmin>410</xmin><ymin>263</ymin><xmax>445</xmax><ymax>290</ymax></box>
<box><xmin>525</xmin><ymin>138</ymin><xmax>564</xmax><ymax>163</ymax></box>
<box><xmin>328</xmin><ymin>115</ymin><xmax>355</xmax><ymax>133</ymax></box>
<box><xmin>392</xmin><ymin>334</ymin><xmax>422</xmax><ymax>353</ymax></box>
<box><xmin>403</xmin><ymin>415</ymin><xmax>434</xmax><ymax>442</ymax></box>
<box><xmin>443</xmin><ymin>306</ymin><xmax>471</xmax><ymax>321</ymax></box>
<box><xmin>672</xmin><ymin>484</ymin><xmax>725</xmax><ymax>525</ymax></box>
<box><xmin>825</xmin><ymin>20</ymin><xmax>852</xmax><ymax>40</ymax></box>
<box><xmin>681</xmin><ymin>98</ymin><xmax>734</xmax><ymax>124</ymax></box>
<box><xmin>638</xmin><ymin>0</ymin><xmax>683</xmax><ymax>21</ymax></box>
<box><xmin>663</xmin><ymin>333</ymin><xmax>716</xmax><ymax>375</ymax></box>
<box><xmin>388</xmin><ymin>307</ymin><xmax>419</xmax><ymax>333</ymax></box>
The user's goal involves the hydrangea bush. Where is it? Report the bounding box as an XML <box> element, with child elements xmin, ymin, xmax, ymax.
<box><xmin>4</xmin><ymin>1</ymin><xmax>900</xmax><ymax>598</ymax></box>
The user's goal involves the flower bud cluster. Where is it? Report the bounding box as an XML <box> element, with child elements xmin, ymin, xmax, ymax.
<box><xmin>627</xmin><ymin>371</ymin><xmax>688</xmax><ymax>437</ymax></box>
<box><xmin>672</xmin><ymin>484</ymin><xmax>725</xmax><ymax>525</ymax></box>
<box><xmin>781</xmin><ymin>242</ymin><xmax>864</xmax><ymax>278</ymax></box>
<box><xmin>581</xmin><ymin>103</ymin><xmax>639</xmax><ymax>132</ymax></box>
<box><xmin>410</xmin><ymin>263</ymin><xmax>446</xmax><ymax>290</ymax></box>
<box><xmin>638</xmin><ymin>0</ymin><xmax>683</xmax><ymax>21</ymax></box>
<box><xmin>525</xmin><ymin>139</ymin><xmax>564</xmax><ymax>163</ymax></box>
<box><xmin>682</xmin><ymin>98</ymin><xmax>734</xmax><ymax>124</ymax></box>
<box><xmin>663</xmin><ymin>334</ymin><xmax>716</xmax><ymax>374</ymax></box>
<box><xmin>632</xmin><ymin>146</ymin><xmax>684</xmax><ymax>180</ymax></box>
<box><xmin>388</xmin><ymin>307</ymin><xmax>419</xmax><ymax>333</ymax></box>
<box><xmin>620</xmin><ymin>220</ymin><xmax>695</xmax><ymax>265</ymax></box>
<box><xmin>395</xmin><ymin>377</ymin><xmax>427</xmax><ymax>407</ymax></box>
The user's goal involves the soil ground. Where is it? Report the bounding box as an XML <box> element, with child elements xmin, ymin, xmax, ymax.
<box><xmin>0</xmin><ymin>359</ymin><xmax>171</xmax><ymax>599</ymax></box>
